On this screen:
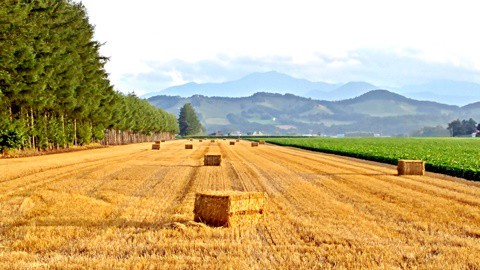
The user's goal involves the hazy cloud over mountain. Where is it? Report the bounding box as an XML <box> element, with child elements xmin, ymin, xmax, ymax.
<box><xmin>124</xmin><ymin>49</ymin><xmax>480</xmax><ymax>101</ymax></box>
<box><xmin>78</xmin><ymin>0</ymin><xmax>480</xmax><ymax>98</ymax></box>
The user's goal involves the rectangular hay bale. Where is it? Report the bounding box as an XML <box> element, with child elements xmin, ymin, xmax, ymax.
<box><xmin>193</xmin><ymin>191</ymin><xmax>268</xmax><ymax>227</ymax></box>
<box><xmin>259</xmin><ymin>140</ymin><xmax>266</xmax><ymax>144</ymax></box>
<box><xmin>154</xmin><ymin>140</ymin><xmax>161</xmax><ymax>144</ymax></box>
<box><xmin>152</xmin><ymin>143</ymin><xmax>160</xmax><ymax>150</ymax></box>
<box><xmin>251</xmin><ymin>142</ymin><xmax>259</xmax><ymax>147</ymax></box>
<box><xmin>211</xmin><ymin>139</ymin><xmax>216</xmax><ymax>143</ymax></box>
<box><xmin>204</xmin><ymin>154</ymin><xmax>221</xmax><ymax>166</ymax></box>
<box><xmin>230</xmin><ymin>141</ymin><xmax>235</xmax><ymax>145</ymax></box>
<box><xmin>236</xmin><ymin>139</ymin><xmax>240</xmax><ymax>142</ymax></box>
<box><xmin>199</xmin><ymin>139</ymin><xmax>203</xmax><ymax>142</ymax></box>
<box><xmin>161</xmin><ymin>140</ymin><xmax>166</xmax><ymax>142</ymax></box>
<box><xmin>185</xmin><ymin>144</ymin><xmax>193</xmax><ymax>149</ymax></box>
<box><xmin>398</xmin><ymin>160</ymin><xmax>425</xmax><ymax>175</ymax></box>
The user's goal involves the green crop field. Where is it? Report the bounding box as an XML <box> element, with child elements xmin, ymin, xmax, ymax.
<box><xmin>254</xmin><ymin>137</ymin><xmax>480</xmax><ymax>181</ymax></box>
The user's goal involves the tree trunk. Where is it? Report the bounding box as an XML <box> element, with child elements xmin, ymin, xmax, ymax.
<box><xmin>44</xmin><ymin>112</ymin><xmax>49</xmax><ymax>150</ymax></box>
<box><xmin>61</xmin><ymin>114</ymin><xmax>66</xmax><ymax>148</ymax></box>
<box><xmin>90</xmin><ymin>122</ymin><xmax>94</xmax><ymax>143</ymax></box>
<box><xmin>30</xmin><ymin>107</ymin><xmax>35</xmax><ymax>149</ymax></box>
<box><xmin>74</xmin><ymin>118</ymin><xmax>77</xmax><ymax>146</ymax></box>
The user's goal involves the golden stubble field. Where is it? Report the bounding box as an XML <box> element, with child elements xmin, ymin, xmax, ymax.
<box><xmin>1</xmin><ymin>139</ymin><xmax>480</xmax><ymax>269</ymax></box>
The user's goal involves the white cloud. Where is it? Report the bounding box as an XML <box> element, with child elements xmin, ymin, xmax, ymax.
<box><xmin>164</xmin><ymin>70</ymin><xmax>188</xmax><ymax>86</ymax></box>
<box><xmin>77</xmin><ymin>0</ymin><xmax>480</xmax><ymax>93</ymax></box>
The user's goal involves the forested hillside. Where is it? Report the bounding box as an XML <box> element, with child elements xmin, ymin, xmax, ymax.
<box><xmin>0</xmin><ymin>0</ymin><xmax>178</xmax><ymax>153</ymax></box>
<box><xmin>148</xmin><ymin>91</ymin><xmax>463</xmax><ymax>135</ymax></box>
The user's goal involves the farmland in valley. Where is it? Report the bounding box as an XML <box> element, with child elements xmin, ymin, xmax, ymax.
<box><xmin>256</xmin><ymin>137</ymin><xmax>480</xmax><ymax>181</ymax></box>
<box><xmin>1</xmin><ymin>140</ymin><xmax>480</xmax><ymax>268</ymax></box>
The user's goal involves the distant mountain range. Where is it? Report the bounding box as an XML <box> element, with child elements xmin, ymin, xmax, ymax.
<box><xmin>400</xmin><ymin>80</ymin><xmax>480</xmax><ymax>106</ymax></box>
<box><xmin>146</xmin><ymin>71</ymin><xmax>338</xmax><ymax>98</ymax></box>
<box><xmin>148</xmin><ymin>90</ymin><xmax>480</xmax><ymax>136</ymax></box>
<box><xmin>143</xmin><ymin>71</ymin><xmax>480</xmax><ymax>105</ymax></box>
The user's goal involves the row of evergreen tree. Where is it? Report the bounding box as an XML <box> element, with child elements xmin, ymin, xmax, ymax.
<box><xmin>0</xmin><ymin>0</ymin><xmax>179</xmax><ymax>153</ymax></box>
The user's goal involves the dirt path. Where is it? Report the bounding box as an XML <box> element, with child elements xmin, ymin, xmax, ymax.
<box><xmin>1</xmin><ymin>140</ymin><xmax>479</xmax><ymax>269</ymax></box>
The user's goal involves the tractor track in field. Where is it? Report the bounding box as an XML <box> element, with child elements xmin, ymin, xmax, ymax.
<box><xmin>258</xmin><ymin>144</ymin><xmax>393</xmax><ymax>175</ymax></box>
<box><xmin>220</xmin><ymin>141</ymin><xmax>337</xmax><ymax>247</ymax></box>
<box><xmin>259</xmin><ymin>143</ymin><xmax>480</xmax><ymax>239</ymax></box>
<box><xmin>0</xmin><ymin>149</ymin><xmax>148</xmax><ymax>185</ymax></box>
<box><xmin>0</xmin><ymin>150</ymin><xmax>151</xmax><ymax>201</ymax></box>
<box><xmin>173</xmin><ymin>145</ymin><xmax>211</xmax><ymax>205</ymax></box>
<box><xmin>0</xmin><ymin>149</ymin><xmax>148</xmax><ymax>189</ymax></box>
<box><xmin>264</xmin><ymin>145</ymin><xmax>477</xmax><ymax>222</ymax></box>
<box><xmin>257</xmin><ymin>144</ymin><xmax>480</xmax><ymax>209</ymax></box>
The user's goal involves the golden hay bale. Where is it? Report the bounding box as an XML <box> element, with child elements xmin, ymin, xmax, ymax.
<box><xmin>161</xmin><ymin>140</ymin><xmax>166</xmax><ymax>142</ymax></box>
<box><xmin>185</xmin><ymin>144</ymin><xmax>193</xmax><ymax>149</ymax></box>
<box><xmin>199</xmin><ymin>139</ymin><xmax>203</xmax><ymax>142</ymax></box>
<box><xmin>154</xmin><ymin>140</ymin><xmax>161</xmax><ymax>144</ymax></box>
<box><xmin>152</xmin><ymin>143</ymin><xmax>161</xmax><ymax>150</ymax></box>
<box><xmin>230</xmin><ymin>141</ymin><xmax>235</xmax><ymax>145</ymax></box>
<box><xmin>397</xmin><ymin>160</ymin><xmax>425</xmax><ymax>175</ymax></box>
<box><xmin>193</xmin><ymin>191</ymin><xmax>268</xmax><ymax>227</ymax></box>
<box><xmin>223</xmin><ymin>138</ymin><xmax>226</xmax><ymax>140</ymax></box>
<box><xmin>210</xmin><ymin>139</ymin><xmax>216</xmax><ymax>143</ymax></box>
<box><xmin>236</xmin><ymin>139</ymin><xmax>240</xmax><ymax>142</ymax></box>
<box><xmin>259</xmin><ymin>140</ymin><xmax>266</xmax><ymax>144</ymax></box>
<box><xmin>204</xmin><ymin>154</ymin><xmax>221</xmax><ymax>166</ymax></box>
<box><xmin>251</xmin><ymin>142</ymin><xmax>259</xmax><ymax>147</ymax></box>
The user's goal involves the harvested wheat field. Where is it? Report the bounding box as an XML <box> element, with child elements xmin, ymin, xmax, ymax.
<box><xmin>1</xmin><ymin>139</ymin><xmax>480</xmax><ymax>269</ymax></box>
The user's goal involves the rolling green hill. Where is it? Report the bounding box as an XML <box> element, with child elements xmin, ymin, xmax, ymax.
<box><xmin>148</xmin><ymin>90</ymin><xmax>474</xmax><ymax>135</ymax></box>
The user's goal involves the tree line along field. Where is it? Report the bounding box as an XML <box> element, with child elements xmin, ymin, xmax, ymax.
<box><xmin>0</xmin><ymin>1</ymin><xmax>179</xmax><ymax>153</ymax></box>
<box><xmin>1</xmin><ymin>140</ymin><xmax>480</xmax><ymax>268</ymax></box>
<box><xmin>254</xmin><ymin>137</ymin><xmax>480</xmax><ymax>181</ymax></box>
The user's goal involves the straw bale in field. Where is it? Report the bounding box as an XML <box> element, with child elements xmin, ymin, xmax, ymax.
<box><xmin>161</xmin><ymin>140</ymin><xmax>166</xmax><ymax>142</ymax></box>
<box><xmin>193</xmin><ymin>191</ymin><xmax>268</xmax><ymax>227</ymax></box>
<box><xmin>397</xmin><ymin>160</ymin><xmax>425</xmax><ymax>175</ymax></box>
<box><xmin>154</xmin><ymin>140</ymin><xmax>161</xmax><ymax>144</ymax></box>
<box><xmin>204</xmin><ymin>154</ymin><xmax>221</xmax><ymax>166</ymax></box>
<box><xmin>199</xmin><ymin>139</ymin><xmax>203</xmax><ymax>142</ymax></box>
<box><xmin>259</xmin><ymin>140</ymin><xmax>265</xmax><ymax>144</ymax></box>
<box><xmin>185</xmin><ymin>144</ymin><xmax>193</xmax><ymax>149</ymax></box>
<box><xmin>230</xmin><ymin>142</ymin><xmax>235</xmax><ymax>145</ymax></box>
<box><xmin>236</xmin><ymin>139</ymin><xmax>240</xmax><ymax>142</ymax></box>
<box><xmin>152</xmin><ymin>143</ymin><xmax>160</xmax><ymax>150</ymax></box>
<box><xmin>211</xmin><ymin>139</ymin><xmax>215</xmax><ymax>143</ymax></box>
<box><xmin>251</xmin><ymin>142</ymin><xmax>259</xmax><ymax>147</ymax></box>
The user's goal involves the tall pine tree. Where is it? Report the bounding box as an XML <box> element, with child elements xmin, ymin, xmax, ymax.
<box><xmin>178</xmin><ymin>103</ymin><xmax>202</xmax><ymax>136</ymax></box>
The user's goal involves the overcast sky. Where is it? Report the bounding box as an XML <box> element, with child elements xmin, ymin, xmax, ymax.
<box><xmin>78</xmin><ymin>0</ymin><xmax>480</xmax><ymax>95</ymax></box>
